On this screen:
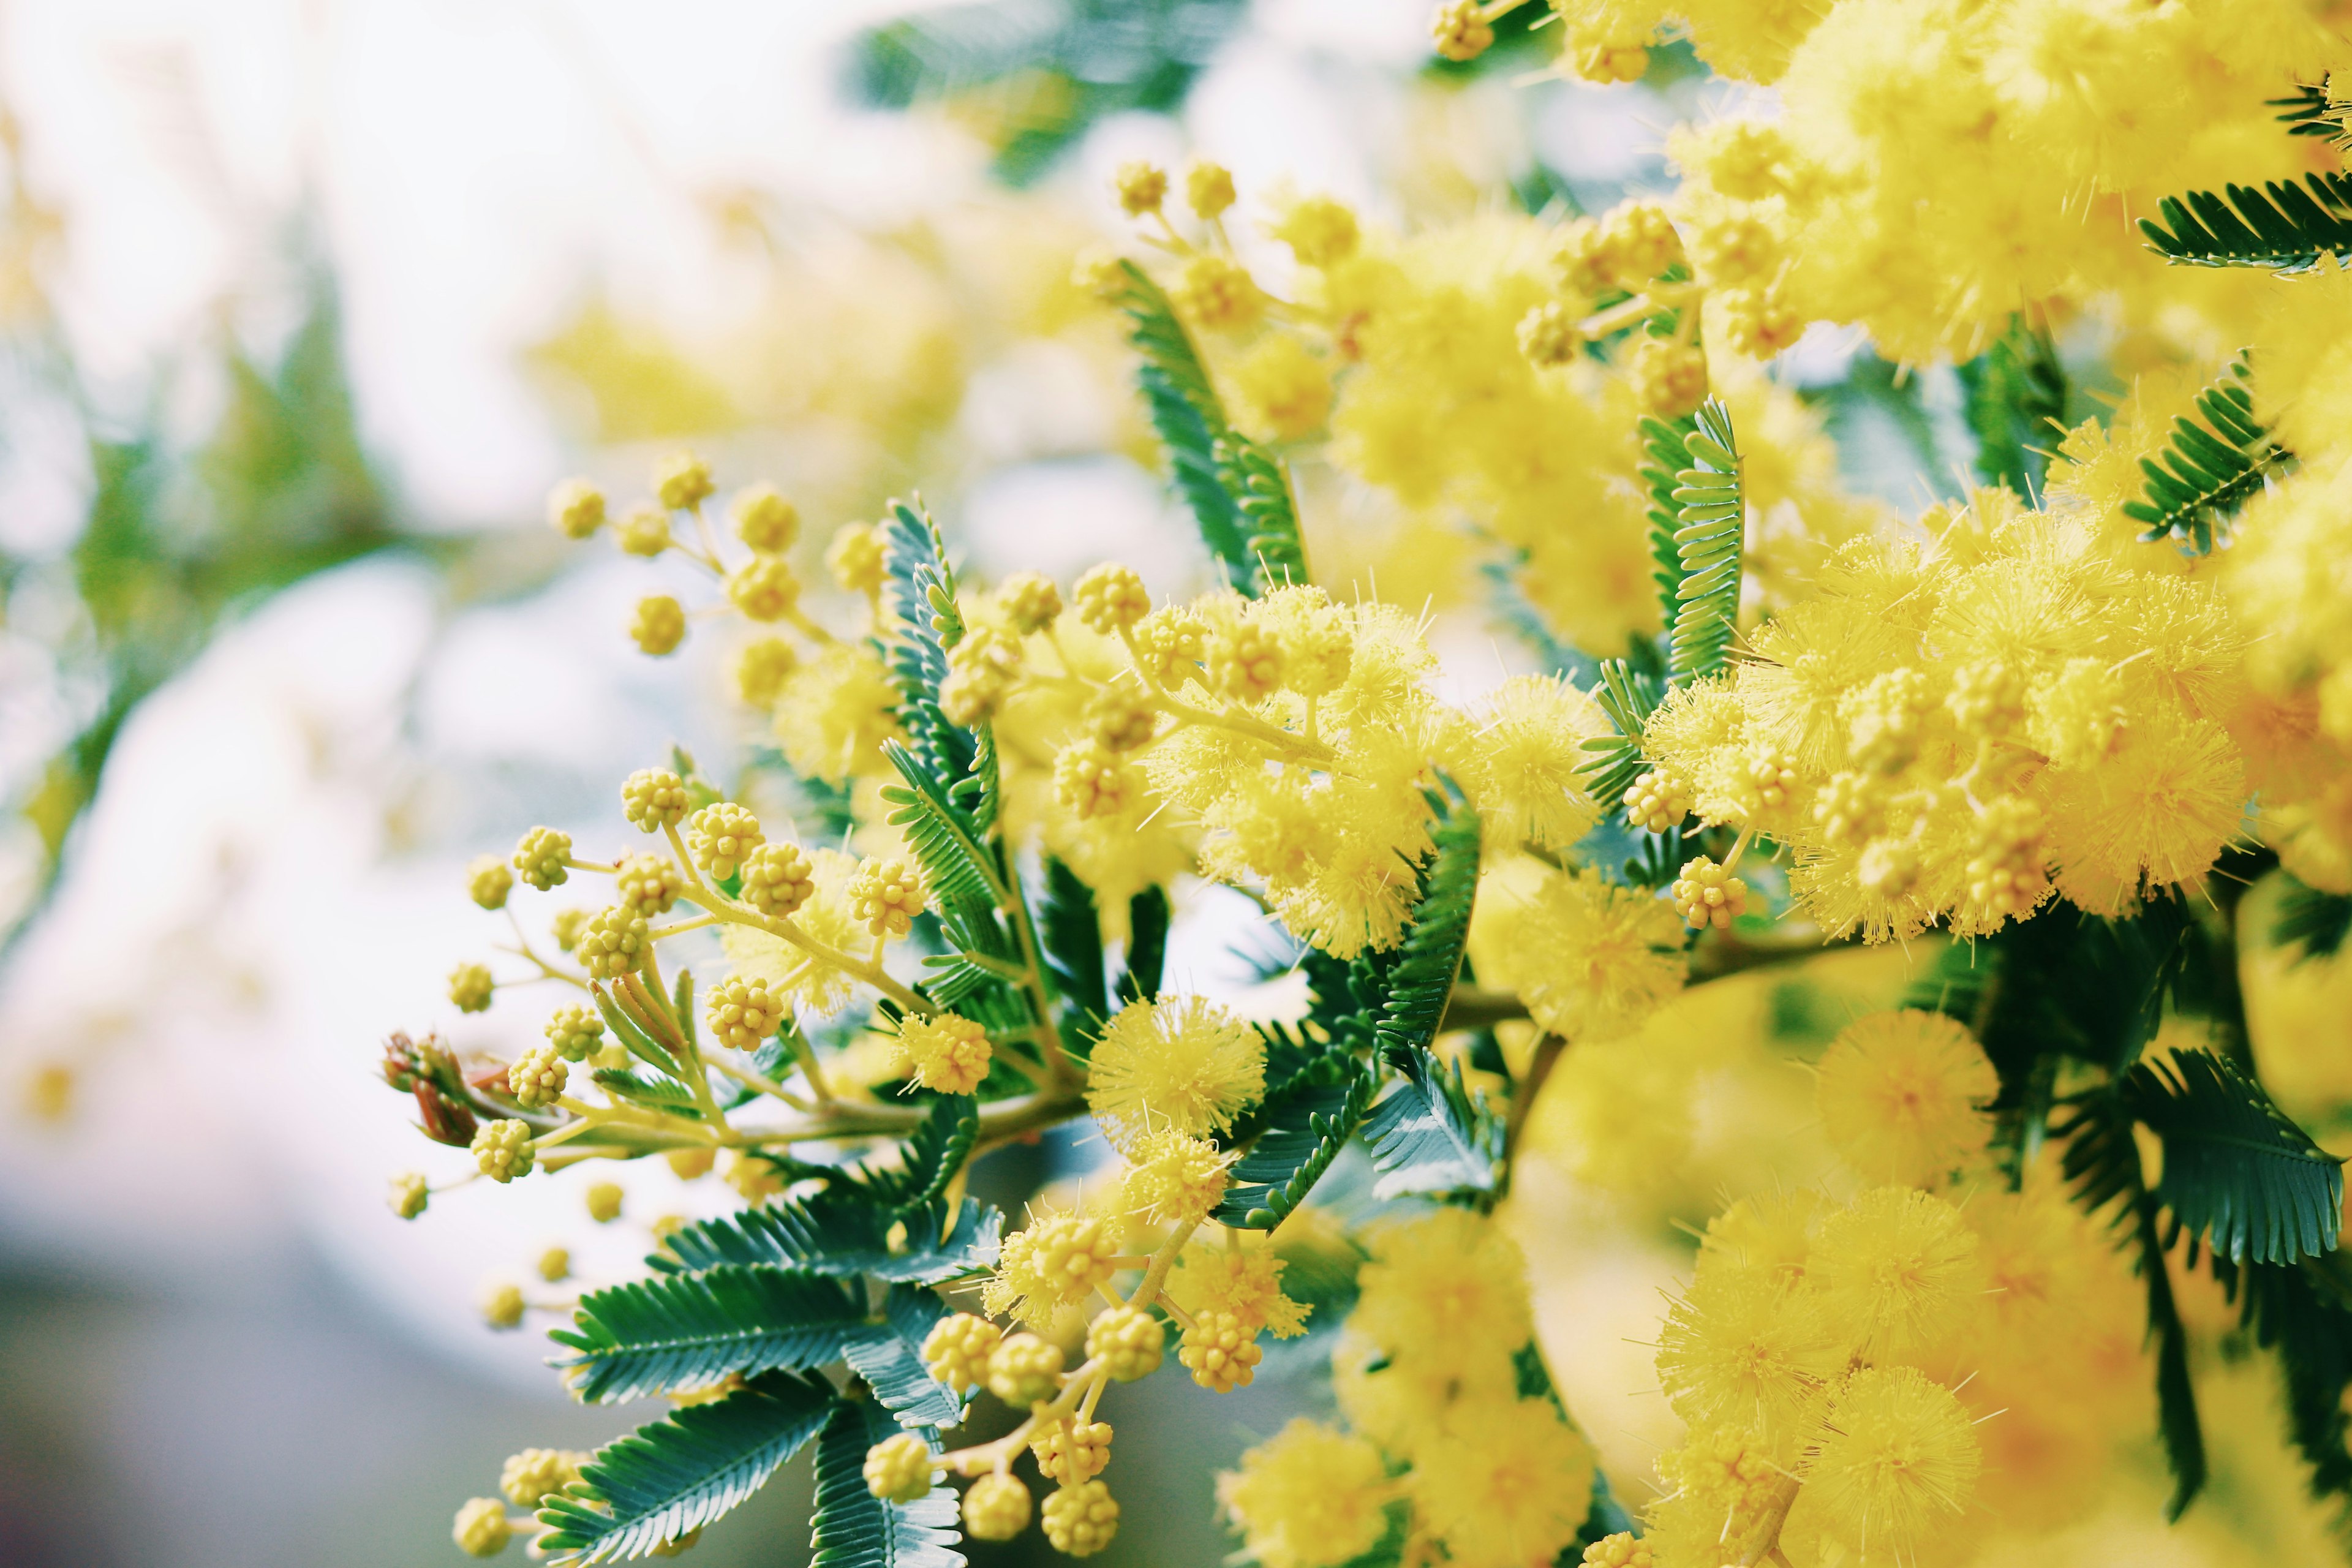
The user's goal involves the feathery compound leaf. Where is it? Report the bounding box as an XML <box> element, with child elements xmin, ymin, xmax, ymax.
<box><xmin>809</xmin><ymin>1398</ymin><xmax>967</xmax><ymax>1568</ymax></box>
<box><xmin>535</xmin><ymin>1372</ymin><xmax>834</xmax><ymax>1565</ymax></box>
<box><xmin>1109</xmin><ymin>259</ymin><xmax>1254</xmax><ymax>583</ymax></box>
<box><xmin>2118</xmin><ymin>355</ymin><xmax>2290</xmax><ymax>554</ymax></box>
<box><xmin>2274</xmin><ymin>876</ymin><xmax>2352</xmax><ymax>962</ymax></box>
<box><xmin>880</xmin><ymin>499</ymin><xmax>991</xmax><ymax>822</ymax></box>
<box><xmin>1213</xmin><ymin>1060</ymin><xmax>1379</xmax><ymax>1229</ymax></box>
<box><xmin>842</xmin><ymin>1284</ymin><xmax>967</xmax><ymax>1429</ymax></box>
<box><xmin>1667</xmin><ymin>399</ymin><xmax>1744</xmax><ymax>687</ymax></box>
<box><xmin>2124</xmin><ymin>1048</ymin><xmax>2343</xmax><ymax>1265</ymax></box>
<box><xmin>652</xmin><ymin>1193</ymin><xmax>1001</xmax><ymax>1284</ymax></box>
<box><xmin>1212</xmin><ymin>428</ymin><xmax>1311</xmax><ymax>594</ymax></box>
<box><xmin>880</xmin><ymin>742</ymin><xmax>1008</xmax><ymax>917</ymax></box>
<box><xmin>1577</xmin><ymin>657</ymin><xmax>1665</xmax><ymax>809</ymax></box>
<box><xmin>1362</xmin><ymin>788</ymin><xmax>1501</xmax><ymax>1200</ymax></box>
<box><xmin>2057</xmin><ymin>1089</ymin><xmax>2206</xmax><ymax>1518</ymax></box>
<box><xmin>1638</xmin><ymin>412</ymin><xmax>1698</xmax><ymax>634</ymax></box>
<box><xmin>2214</xmin><ymin>1255</ymin><xmax>2352</xmax><ymax>1498</ymax></box>
<box><xmin>1039</xmin><ymin>856</ymin><xmax>1109</xmax><ymax>1042</ymax></box>
<box><xmin>1372</xmin><ymin>784</ymin><xmax>1482</xmax><ymax>1060</ymax></box>
<box><xmin>841</xmin><ymin>1095</ymin><xmax>980</xmax><ymax>1214</ymax></box>
<box><xmin>1958</xmin><ymin>314</ymin><xmax>2068</xmax><ymax>497</ymax></box>
<box><xmin>2139</xmin><ymin>171</ymin><xmax>2352</xmax><ymax>271</ymax></box>
<box><xmin>552</xmin><ymin>1267</ymin><xmax>872</xmax><ymax>1404</ymax></box>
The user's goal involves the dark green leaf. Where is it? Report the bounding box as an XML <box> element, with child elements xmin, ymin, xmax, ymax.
<box><xmin>2125</xmin><ymin>1048</ymin><xmax>2343</xmax><ymax>1265</ymax></box>
<box><xmin>842</xmin><ymin>1284</ymin><xmax>967</xmax><ymax>1429</ymax></box>
<box><xmin>2139</xmin><ymin>172</ymin><xmax>2352</xmax><ymax>272</ymax></box>
<box><xmin>654</xmin><ymin>1193</ymin><xmax>1001</xmax><ymax>1284</ymax></box>
<box><xmin>1107</xmin><ymin>260</ymin><xmax>1255</xmax><ymax>584</ymax></box>
<box><xmin>535</xmin><ymin>1372</ymin><xmax>832</xmax><ymax>1564</ymax></box>
<box><xmin>1213</xmin><ymin>1061</ymin><xmax>1379</xmax><ymax>1229</ymax></box>
<box><xmin>1115</xmin><ymin>885</ymin><xmax>1171</xmax><ymax>1006</ymax></box>
<box><xmin>1958</xmin><ymin>314</ymin><xmax>2068</xmax><ymax>497</ymax></box>
<box><xmin>809</xmin><ymin>1398</ymin><xmax>967</xmax><ymax>1567</ymax></box>
<box><xmin>1039</xmin><ymin>856</ymin><xmax>1109</xmax><ymax>1035</ymax></box>
<box><xmin>2116</xmin><ymin>355</ymin><xmax>2289</xmax><ymax>554</ymax></box>
<box><xmin>843</xmin><ymin>1095</ymin><xmax>979</xmax><ymax>1214</ymax></box>
<box><xmin>1665</xmin><ymin>399</ymin><xmax>1744</xmax><ymax>687</ymax></box>
<box><xmin>1212</xmin><ymin>428</ymin><xmax>1311</xmax><ymax>594</ymax></box>
<box><xmin>2274</xmin><ymin>876</ymin><xmax>2352</xmax><ymax>962</ymax></box>
<box><xmin>551</xmin><ymin>1268</ymin><xmax>871</xmax><ymax>1404</ymax></box>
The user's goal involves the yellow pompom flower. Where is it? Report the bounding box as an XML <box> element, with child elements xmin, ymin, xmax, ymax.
<box><xmin>962</xmin><ymin>1472</ymin><xmax>1031</xmax><ymax>1541</ymax></box>
<box><xmin>847</xmin><ymin>856</ymin><xmax>927</xmax><ymax>937</ymax></box>
<box><xmin>1804</xmin><ymin>1365</ymin><xmax>1981</xmax><ymax>1561</ymax></box>
<box><xmin>863</xmin><ymin>1432</ymin><xmax>936</xmax><ymax>1503</ymax></box>
<box><xmin>705</xmin><ymin>975</ymin><xmax>787</xmax><ymax>1052</ymax></box>
<box><xmin>1233</xmin><ymin>333</ymin><xmax>1333</xmax><ymax>440</ymax></box>
<box><xmin>1184</xmin><ymin>159</ymin><xmax>1236</xmax><ymax>219</ymax></box>
<box><xmin>1170</xmin><ymin>253</ymin><xmax>1261</xmax><ymax>332</ymax></box>
<box><xmin>725</xmin><ymin>557</ymin><xmax>800</xmax><ymax>623</ymax></box>
<box><xmin>1811</xmin><ymin>1186</ymin><xmax>1981</xmax><ymax>1358</ymax></box>
<box><xmin>1031</xmin><ymin>1418</ymin><xmax>1112</xmax><ymax>1483</ymax></box>
<box><xmin>1114</xmin><ymin>160</ymin><xmax>1167</xmax><ymax>217</ymax></box>
<box><xmin>984</xmin><ymin>1331</ymin><xmax>1065</xmax><ymax>1406</ymax></box>
<box><xmin>1429</xmin><ymin>0</ymin><xmax>1493</xmax><ymax>62</ymax></box>
<box><xmin>547</xmin><ymin>478</ymin><xmax>605</xmax><ymax>540</ymax></box>
<box><xmin>1085</xmin><ymin>995</ymin><xmax>1267</xmax><ymax>1153</ymax></box>
<box><xmin>1814</xmin><ymin>1011</ymin><xmax>1996</xmax><ymax>1186</ymax></box>
<box><xmin>1217</xmin><ymin>1419</ymin><xmax>1392</xmax><ymax>1568</ymax></box>
<box><xmin>448</xmin><ymin>961</ymin><xmax>494</xmax><ymax>1015</ymax></box>
<box><xmin>1171</xmin><ymin>1242</ymin><xmax>1313</xmax><ymax>1339</ymax></box>
<box><xmin>630</xmin><ymin>594</ymin><xmax>687</xmax><ymax>656</ymax></box>
<box><xmin>1179</xmin><ymin>1310</ymin><xmax>1264</xmax><ymax>1392</ymax></box>
<box><xmin>734</xmin><ymin>636</ymin><xmax>800</xmax><ymax>708</ymax></box>
<box><xmin>826</xmin><ymin>522</ymin><xmax>887</xmax><ymax>596</ymax></box>
<box><xmin>1041</xmin><ymin>1478</ymin><xmax>1120</xmax><ymax>1556</ymax></box>
<box><xmin>895</xmin><ymin>1011</ymin><xmax>992</xmax><ymax>1093</ymax></box>
<box><xmin>685</xmin><ymin>802</ymin><xmax>763</xmax><ymax>881</ymax></box>
<box><xmin>653</xmin><ymin>450</ymin><xmax>714</xmax><ymax>511</ymax></box>
<box><xmin>452</xmin><ymin>1497</ymin><xmax>512</xmax><ymax>1558</ymax></box>
<box><xmin>1074</xmin><ymin>564</ymin><xmax>1153</xmax><ymax>635</ymax></box>
<box><xmin>1656</xmin><ymin>1271</ymin><xmax>1838</xmax><ymax>1447</ymax></box>
<box><xmin>1118</xmin><ymin>1128</ymin><xmax>1232</xmax><ymax>1224</ymax></box>
<box><xmin>729</xmin><ymin>484</ymin><xmax>797</xmax><ymax>553</ymax></box>
<box><xmin>500</xmin><ymin>1447</ymin><xmax>587</xmax><ymax>1507</ymax></box>
<box><xmin>921</xmin><ymin>1312</ymin><xmax>1002</xmax><ymax>1393</ymax></box>
<box><xmin>1670</xmin><ymin>854</ymin><xmax>1749</xmax><ymax>929</ymax></box>
<box><xmin>774</xmin><ymin>643</ymin><xmax>903</xmax><ymax>782</ymax></box>
<box><xmin>1269</xmin><ymin>195</ymin><xmax>1360</xmax><ymax>268</ymax></box>
<box><xmin>1351</xmin><ymin>1208</ymin><xmax>1529</xmax><ymax>1383</ymax></box>
<box><xmin>466</xmin><ymin>854</ymin><xmax>513</xmax><ymax>910</ymax></box>
<box><xmin>1410</xmin><ymin>1396</ymin><xmax>1593</xmax><ymax>1568</ymax></box>
<box><xmin>1087</xmin><ymin>1306</ymin><xmax>1165</xmax><ymax>1382</ymax></box>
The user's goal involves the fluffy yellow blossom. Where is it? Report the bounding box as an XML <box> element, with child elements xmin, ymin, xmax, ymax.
<box><xmin>1814</xmin><ymin>1010</ymin><xmax>1996</xmax><ymax>1186</ymax></box>
<box><xmin>1468</xmin><ymin>859</ymin><xmax>1686</xmax><ymax>1042</ymax></box>
<box><xmin>895</xmin><ymin>1011</ymin><xmax>992</xmax><ymax>1093</ymax></box>
<box><xmin>1218</xmin><ymin>1420</ymin><xmax>1391</xmax><ymax>1568</ymax></box>
<box><xmin>1085</xmin><ymin>995</ymin><xmax>1266</xmax><ymax>1153</ymax></box>
<box><xmin>1410</xmin><ymin>1396</ymin><xmax>1593</xmax><ymax>1568</ymax></box>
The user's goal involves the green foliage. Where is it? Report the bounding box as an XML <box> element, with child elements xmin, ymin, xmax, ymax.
<box><xmin>590</xmin><ymin>1067</ymin><xmax>704</xmax><ymax>1117</ymax></box>
<box><xmin>535</xmin><ymin>1372</ymin><xmax>835</xmax><ymax>1565</ymax></box>
<box><xmin>842</xmin><ymin>1285</ymin><xmax>967</xmax><ymax>1430</ymax></box>
<box><xmin>1212</xmin><ymin>428</ymin><xmax>1312</xmax><ymax>592</ymax></box>
<box><xmin>845</xmin><ymin>0</ymin><xmax>1245</xmax><ymax>187</ymax></box>
<box><xmin>1363</xmin><ymin>1044</ymin><xmax>1504</xmax><ymax>1201</ymax></box>
<box><xmin>552</xmin><ymin>1267</ymin><xmax>872</xmax><ymax>1404</ymax></box>
<box><xmin>1363</xmin><ymin>788</ymin><xmax>1503</xmax><ymax>1200</ymax></box>
<box><xmin>878</xmin><ymin>500</ymin><xmax>986</xmax><ymax>805</ymax></box>
<box><xmin>2124</xmin><ymin>1048</ymin><xmax>2344</xmax><ymax>1265</ymax></box>
<box><xmin>1959</xmin><ymin>315</ymin><xmax>2068</xmax><ymax>497</ymax></box>
<box><xmin>2138</xmin><ymin>172</ymin><xmax>2352</xmax><ymax>271</ymax></box>
<box><xmin>1638</xmin><ymin>412</ymin><xmax>1698</xmax><ymax>633</ymax></box>
<box><xmin>844</xmin><ymin>1094</ymin><xmax>981</xmax><ymax>1213</ymax></box>
<box><xmin>2214</xmin><ymin>1254</ymin><xmax>2352</xmax><ymax>1499</ymax></box>
<box><xmin>2057</xmin><ymin>1088</ymin><xmax>2207</xmax><ymax>1519</ymax></box>
<box><xmin>654</xmin><ymin>1193</ymin><xmax>1000</xmax><ymax>1284</ymax></box>
<box><xmin>1665</xmin><ymin>401</ymin><xmax>1744</xmax><ymax>687</ymax></box>
<box><xmin>809</xmin><ymin>1398</ymin><xmax>968</xmax><ymax>1567</ymax></box>
<box><xmin>1115</xmin><ymin>885</ymin><xmax>1172</xmax><ymax>1006</ymax></box>
<box><xmin>1039</xmin><ymin>856</ymin><xmax>1109</xmax><ymax>1033</ymax></box>
<box><xmin>1575</xmin><ymin>658</ymin><xmax>1665</xmax><ymax>816</ymax></box>
<box><xmin>2274</xmin><ymin>876</ymin><xmax>2352</xmax><ymax>961</ymax></box>
<box><xmin>1214</xmin><ymin>1060</ymin><xmax>1379</xmax><ymax>1229</ymax></box>
<box><xmin>1109</xmin><ymin>259</ymin><xmax>1305</xmax><ymax>595</ymax></box>
<box><xmin>2119</xmin><ymin>355</ymin><xmax>2288</xmax><ymax>554</ymax></box>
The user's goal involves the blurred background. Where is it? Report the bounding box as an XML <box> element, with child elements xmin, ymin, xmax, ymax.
<box><xmin>0</xmin><ymin>2</ymin><xmax>1717</xmax><ymax>1564</ymax></box>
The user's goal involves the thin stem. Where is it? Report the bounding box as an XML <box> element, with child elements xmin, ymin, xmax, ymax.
<box><xmin>785</xmin><ymin>1026</ymin><xmax>836</xmax><ymax>1110</ymax></box>
<box><xmin>707</xmin><ymin>1056</ymin><xmax>813</xmax><ymax>1112</ymax></box>
<box><xmin>650</xmin><ymin>914</ymin><xmax>720</xmax><ymax>940</ymax></box>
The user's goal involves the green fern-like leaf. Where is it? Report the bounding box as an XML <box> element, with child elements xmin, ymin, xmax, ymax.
<box><xmin>2118</xmin><ymin>355</ymin><xmax>2289</xmax><ymax>553</ymax></box>
<box><xmin>2214</xmin><ymin>1254</ymin><xmax>2352</xmax><ymax>1498</ymax></box>
<box><xmin>1363</xmin><ymin>1044</ymin><xmax>1504</xmax><ymax>1200</ymax></box>
<box><xmin>878</xmin><ymin>500</ymin><xmax>978</xmax><ymax>788</ymax></box>
<box><xmin>1114</xmin><ymin>884</ymin><xmax>1171</xmax><ymax>1006</ymax></box>
<box><xmin>842</xmin><ymin>1095</ymin><xmax>980</xmax><ymax>1214</ymax></box>
<box><xmin>1372</xmin><ymin>783</ymin><xmax>1482</xmax><ymax>1060</ymax></box>
<box><xmin>590</xmin><ymin>1068</ymin><xmax>704</xmax><ymax>1118</ymax></box>
<box><xmin>842</xmin><ymin>1284</ymin><xmax>967</xmax><ymax>1430</ymax></box>
<box><xmin>1108</xmin><ymin>260</ymin><xmax>1258</xmax><ymax>585</ymax></box>
<box><xmin>1213</xmin><ymin>1060</ymin><xmax>1379</xmax><ymax>1229</ymax></box>
<box><xmin>1039</xmin><ymin>856</ymin><xmax>1109</xmax><ymax>1041</ymax></box>
<box><xmin>2274</xmin><ymin>876</ymin><xmax>2352</xmax><ymax>962</ymax></box>
<box><xmin>2139</xmin><ymin>172</ymin><xmax>2352</xmax><ymax>271</ymax></box>
<box><xmin>1667</xmin><ymin>400</ymin><xmax>1744</xmax><ymax>687</ymax></box>
<box><xmin>653</xmin><ymin>1193</ymin><xmax>1000</xmax><ymax>1284</ymax></box>
<box><xmin>2124</xmin><ymin>1047</ymin><xmax>2343</xmax><ymax>1265</ymax></box>
<box><xmin>809</xmin><ymin>1398</ymin><xmax>968</xmax><ymax>1567</ymax></box>
<box><xmin>1212</xmin><ymin>428</ymin><xmax>1311</xmax><ymax>593</ymax></box>
<box><xmin>1577</xmin><ymin>657</ymin><xmax>1665</xmax><ymax>810</ymax></box>
<box><xmin>2057</xmin><ymin>1088</ymin><xmax>2206</xmax><ymax>1518</ymax></box>
<box><xmin>551</xmin><ymin>1267</ymin><xmax>871</xmax><ymax>1404</ymax></box>
<box><xmin>1638</xmin><ymin>412</ymin><xmax>1698</xmax><ymax>635</ymax></box>
<box><xmin>535</xmin><ymin>1371</ymin><xmax>834</xmax><ymax>1565</ymax></box>
<box><xmin>1959</xmin><ymin>314</ymin><xmax>2068</xmax><ymax>497</ymax></box>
